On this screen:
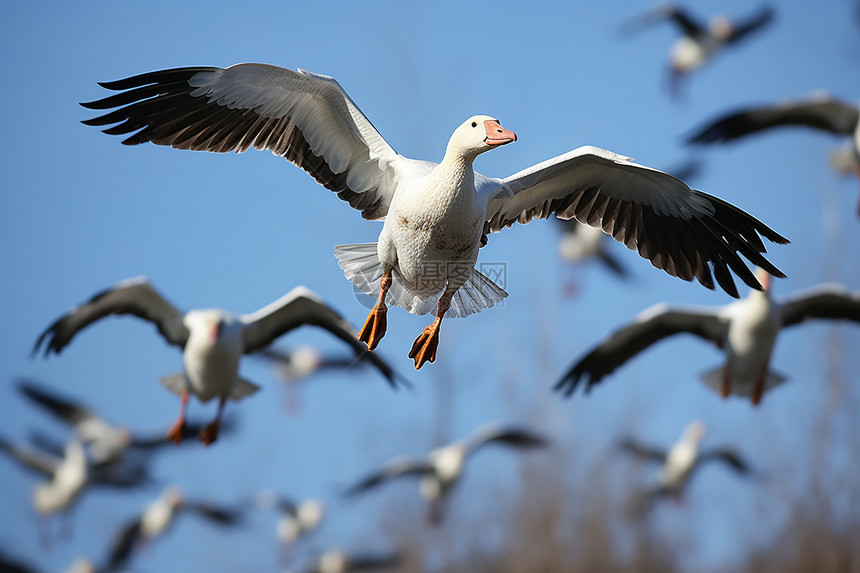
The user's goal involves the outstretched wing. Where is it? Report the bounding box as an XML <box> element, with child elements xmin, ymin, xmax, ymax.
<box><xmin>555</xmin><ymin>302</ymin><xmax>728</xmax><ymax>396</ymax></box>
<box><xmin>779</xmin><ymin>285</ymin><xmax>860</xmax><ymax>328</ymax></box>
<box><xmin>463</xmin><ymin>423</ymin><xmax>549</xmax><ymax>455</ymax></box>
<box><xmin>0</xmin><ymin>436</ymin><xmax>59</xmax><ymax>477</ymax></box>
<box><xmin>617</xmin><ymin>438</ymin><xmax>668</xmax><ymax>463</ymax></box>
<box><xmin>106</xmin><ymin>518</ymin><xmax>143</xmax><ymax>572</ymax></box>
<box><xmin>33</xmin><ymin>277</ymin><xmax>188</xmax><ymax>356</ymax></box>
<box><xmin>241</xmin><ymin>287</ymin><xmax>401</xmax><ymax>390</ymax></box>
<box><xmin>727</xmin><ymin>6</ymin><xmax>775</xmax><ymax>44</ymax></box>
<box><xmin>17</xmin><ymin>380</ymin><xmax>97</xmax><ymax>426</ymax></box>
<box><xmin>82</xmin><ymin>63</ymin><xmax>432</xmax><ymax>220</ymax></box>
<box><xmin>482</xmin><ymin>146</ymin><xmax>788</xmax><ymax>298</ymax></box>
<box><xmin>687</xmin><ymin>96</ymin><xmax>860</xmax><ymax>143</ymax></box>
<box><xmin>697</xmin><ymin>448</ymin><xmax>751</xmax><ymax>475</ymax></box>
<box><xmin>344</xmin><ymin>455</ymin><xmax>435</xmax><ymax>497</ymax></box>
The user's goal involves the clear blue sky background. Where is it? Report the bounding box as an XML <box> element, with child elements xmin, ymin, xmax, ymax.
<box><xmin>1</xmin><ymin>1</ymin><xmax>858</xmax><ymax>572</ymax></box>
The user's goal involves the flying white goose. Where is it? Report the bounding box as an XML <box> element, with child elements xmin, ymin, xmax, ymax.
<box><xmin>290</xmin><ymin>549</ymin><xmax>400</xmax><ymax>573</ymax></box>
<box><xmin>106</xmin><ymin>486</ymin><xmax>242</xmax><ymax>572</ymax></box>
<box><xmin>687</xmin><ymin>94</ymin><xmax>860</xmax><ymax>215</ymax></box>
<box><xmin>81</xmin><ymin>63</ymin><xmax>787</xmax><ymax>369</ymax></box>
<box><xmin>625</xmin><ymin>5</ymin><xmax>774</xmax><ymax>98</ymax></box>
<box><xmin>34</xmin><ymin>278</ymin><xmax>399</xmax><ymax>445</ymax></box>
<box><xmin>17</xmin><ymin>380</ymin><xmax>235</xmax><ymax>465</ymax></box>
<box><xmin>252</xmin><ymin>491</ymin><xmax>325</xmax><ymax>544</ymax></box>
<box><xmin>555</xmin><ymin>271</ymin><xmax>860</xmax><ymax>405</ymax></box>
<box><xmin>620</xmin><ymin>421</ymin><xmax>750</xmax><ymax>505</ymax></box>
<box><xmin>345</xmin><ymin>423</ymin><xmax>547</xmax><ymax>524</ymax></box>
<box><xmin>0</xmin><ymin>436</ymin><xmax>147</xmax><ymax>520</ymax></box>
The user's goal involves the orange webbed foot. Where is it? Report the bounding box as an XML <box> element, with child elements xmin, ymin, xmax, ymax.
<box><xmin>166</xmin><ymin>420</ymin><xmax>186</xmax><ymax>445</ymax></box>
<box><xmin>199</xmin><ymin>422</ymin><xmax>220</xmax><ymax>446</ymax></box>
<box><xmin>358</xmin><ymin>306</ymin><xmax>388</xmax><ymax>351</ymax></box>
<box><xmin>408</xmin><ymin>323</ymin><xmax>441</xmax><ymax>370</ymax></box>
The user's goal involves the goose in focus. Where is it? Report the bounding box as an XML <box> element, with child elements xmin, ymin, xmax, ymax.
<box><xmin>625</xmin><ymin>5</ymin><xmax>774</xmax><ymax>98</ymax></box>
<box><xmin>345</xmin><ymin>423</ymin><xmax>547</xmax><ymax>524</ymax></box>
<box><xmin>290</xmin><ymin>549</ymin><xmax>400</xmax><ymax>573</ymax></box>
<box><xmin>106</xmin><ymin>486</ymin><xmax>242</xmax><ymax>572</ymax></box>
<box><xmin>555</xmin><ymin>270</ymin><xmax>860</xmax><ymax>405</ymax></box>
<box><xmin>82</xmin><ymin>63</ymin><xmax>787</xmax><ymax>369</ymax></box>
<box><xmin>686</xmin><ymin>94</ymin><xmax>860</xmax><ymax>215</ymax></box>
<box><xmin>620</xmin><ymin>421</ymin><xmax>750</xmax><ymax>506</ymax></box>
<box><xmin>34</xmin><ymin>278</ymin><xmax>401</xmax><ymax>446</ymax></box>
<box><xmin>17</xmin><ymin>379</ymin><xmax>235</xmax><ymax>464</ymax></box>
<box><xmin>0</xmin><ymin>436</ymin><xmax>148</xmax><ymax>526</ymax></box>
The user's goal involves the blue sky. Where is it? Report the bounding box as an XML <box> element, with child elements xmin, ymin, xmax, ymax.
<box><xmin>1</xmin><ymin>1</ymin><xmax>859</xmax><ymax>571</ymax></box>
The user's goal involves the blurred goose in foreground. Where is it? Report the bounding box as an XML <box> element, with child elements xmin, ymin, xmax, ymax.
<box><xmin>345</xmin><ymin>423</ymin><xmax>547</xmax><ymax>524</ymax></box>
<box><xmin>34</xmin><ymin>278</ymin><xmax>402</xmax><ymax>446</ymax></box>
<box><xmin>626</xmin><ymin>4</ymin><xmax>774</xmax><ymax>98</ymax></box>
<box><xmin>106</xmin><ymin>486</ymin><xmax>242</xmax><ymax>572</ymax></box>
<box><xmin>687</xmin><ymin>94</ymin><xmax>860</xmax><ymax>215</ymax></box>
<box><xmin>289</xmin><ymin>549</ymin><xmax>400</xmax><ymax>573</ymax></box>
<box><xmin>0</xmin><ymin>436</ymin><xmax>147</xmax><ymax>522</ymax></box>
<box><xmin>83</xmin><ymin>63</ymin><xmax>786</xmax><ymax>369</ymax></box>
<box><xmin>620</xmin><ymin>421</ymin><xmax>750</xmax><ymax>505</ymax></box>
<box><xmin>556</xmin><ymin>271</ymin><xmax>860</xmax><ymax>405</ymax></box>
<box><xmin>17</xmin><ymin>380</ymin><xmax>234</xmax><ymax>464</ymax></box>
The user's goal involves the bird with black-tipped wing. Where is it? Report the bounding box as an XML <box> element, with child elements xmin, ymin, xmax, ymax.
<box><xmin>687</xmin><ymin>94</ymin><xmax>860</xmax><ymax>215</ymax></box>
<box><xmin>81</xmin><ymin>62</ymin><xmax>786</xmax><ymax>369</ymax></box>
<box><xmin>619</xmin><ymin>421</ymin><xmax>750</xmax><ymax>508</ymax></box>
<box><xmin>105</xmin><ymin>486</ymin><xmax>242</xmax><ymax>572</ymax></box>
<box><xmin>556</xmin><ymin>271</ymin><xmax>860</xmax><ymax>405</ymax></box>
<box><xmin>345</xmin><ymin>423</ymin><xmax>547</xmax><ymax>524</ymax></box>
<box><xmin>34</xmin><ymin>278</ymin><xmax>404</xmax><ymax>446</ymax></box>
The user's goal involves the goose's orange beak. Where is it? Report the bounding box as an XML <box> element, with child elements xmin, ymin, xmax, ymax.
<box><xmin>484</xmin><ymin>120</ymin><xmax>517</xmax><ymax>146</ymax></box>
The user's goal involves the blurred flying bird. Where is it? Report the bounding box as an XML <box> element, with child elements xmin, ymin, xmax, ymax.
<box><xmin>624</xmin><ymin>4</ymin><xmax>775</xmax><ymax>99</ymax></box>
<box><xmin>619</xmin><ymin>421</ymin><xmax>750</xmax><ymax>507</ymax></box>
<box><xmin>105</xmin><ymin>486</ymin><xmax>242</xmax><ymax>572</ymax></box>
<box><xmin>34</xmin><ymin>279</ymin><xmax>403</xmax><ymax>446</ymax></box>
<box><xmin>83</xmin><ymin>63</ymin><xmax>786</xmax><ymax>368</ymax></box>
<box><xmin>687</xmin><ymin>94</ymin><xmax>860</xmax><ymax>215</ymax></box>
<box><xmin>17</xmin><ymin>379</ymin><xmax>235</xmax><ymax>465</ymax></box>
<box><xmin>250</xmin><ymin>492</ymin><xmax>325</xmax><ymax>563</ymax></box>
<box><xmin>288</xmin><ymin>549</ymin><xmax>400</xmax><ymax>573</ymax></box>
<box><xmin>345</xmin><ymin>423</ymin><xmax>547</xmax><ymax>524</ymax></box>
<box><xmin>556</xmin><ymin>271</ymin><xmax>860</xmax><ymax>405</ymax></box>
<box><xmin>0</xmin><ymin>436</ymin><xmax>148</xmax><ymax>540</ymax></box>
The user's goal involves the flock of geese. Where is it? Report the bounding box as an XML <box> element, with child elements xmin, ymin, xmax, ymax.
<box><xmin>3</xmin><ymin>3</ymin><xmax>860</xmax><ymax>572</ymax></box>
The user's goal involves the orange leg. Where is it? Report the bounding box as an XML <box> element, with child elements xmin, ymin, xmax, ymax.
<box><xmin>358</xmin><ymin>272</ymin><xmax>392</xmax><ymax>351</ymax></box>
<box><xmin>751</xmin><ymin>369</ymin><xmax>767</xmax><ymax>407</ymax></box>
<box><xmin>720</xmin><ymin>368</ymin><xmax>732</xmax><ymax>399</ymax></box>
<box><xmin>166</xmin><ymin>390</ymin><xmax>189</xmax><ymax>445</ymax></box>
<box><xmin>408</xmin><ymin>291</ymin><xmax>453</xmax><ymax>370</ymax></box>
<box><xmin>199</xmin><ymin>396</ymin><xmax>227</xmax><ymax>446</ymax></box>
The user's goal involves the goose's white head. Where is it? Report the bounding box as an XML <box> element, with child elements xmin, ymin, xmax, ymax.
<box><xmin>445</xmin><ymin>115</ymin><xmax>517</xmax><ymax>161</ymax></box>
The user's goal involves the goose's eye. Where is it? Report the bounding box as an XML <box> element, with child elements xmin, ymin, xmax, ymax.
<box><xmin>471</xmin><ymin>121</ymin><xmax>477</xmax><ymax>128</ymax></box>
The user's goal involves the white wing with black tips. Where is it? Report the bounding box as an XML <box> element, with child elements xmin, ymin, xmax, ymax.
<box><xmin>82</xmin><ymin>64</ymin><xmax>435</xmax><ymax>221</ymax></box>
<box><xmin>482</xmin><ymin>146</ymin><xmax>788</xmax><ymax>298</ymax></box>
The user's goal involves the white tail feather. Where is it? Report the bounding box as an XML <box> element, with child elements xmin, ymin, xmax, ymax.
<box><xmin>334</xmin><ymin>243</ymin><xmax>508</xmax><ymax>318</ymax></box>
<box><xmin>699</xmin><ymin>366</ymin><xmax>787</xmax><ymax>398</ymax></box>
